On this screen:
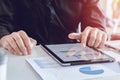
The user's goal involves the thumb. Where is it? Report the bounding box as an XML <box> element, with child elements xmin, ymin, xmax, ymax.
<box><xmin>68</xmin><ymin>33</ymin><xmax>81</xmax><ymax>40</ymax></box>
<box><xmin>30</xmin><ymin>38</ymin><xmax>37</xmax><ymax>48</ymax></box>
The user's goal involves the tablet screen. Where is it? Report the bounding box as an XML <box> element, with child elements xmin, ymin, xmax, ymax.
<box><xmin>42</xmin><ymin>43</ymin><xmax>114</xmax><ymax>65</ymax></box>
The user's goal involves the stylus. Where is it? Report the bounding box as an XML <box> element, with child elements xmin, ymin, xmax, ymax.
<box><xmin>78</xmin><ymin>22</ymin><xmax>81</xmax><ymax>33</ymax></box>
<box><xmin>76</xmin><ymin>22</ymin><xmax>81</xmax><ymax>43</ymax></box>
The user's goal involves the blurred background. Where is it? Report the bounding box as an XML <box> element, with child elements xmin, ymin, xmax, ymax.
<box><xmin>99</xmin><ymin>0</ymin><xmax>120</xmax><ymax>35</ymax></box>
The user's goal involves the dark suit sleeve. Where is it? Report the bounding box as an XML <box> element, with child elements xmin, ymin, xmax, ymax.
<box><xmin>81</xmin><ymin>0</ymin><xmax>106</xmax><ymax>31</ymax></box>
<box><xmin>53</xmin><ymin>0</ymin><xmax>106</xmax><ymax>32</ymax></box>
<box><xmin>0</xmin><ymin>0</ymin><xmax>14</xmax><ymax>39</ymax></box>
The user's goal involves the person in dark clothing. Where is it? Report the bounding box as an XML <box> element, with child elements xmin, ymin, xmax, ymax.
<box><xmin>0</xmin><ymin>0</ymin><xmax>107</xmax><ymax>55</ymax></box>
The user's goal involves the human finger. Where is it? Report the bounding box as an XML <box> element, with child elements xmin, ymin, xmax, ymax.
<box><xmin>11</xmin><ymin>32</ymin><xmax>27</xmax><ymax>55</ymax></box>
<box><xmin>98</xmin><ymin>32</ymin><xmax>107</xmax><ymax>48</ymax></box>
<box><xmin>7</xmin><ymin>36</ymin><xmax>22</xmax><ymax>55</ymax></box>
<box><xmin>88</xmin><ymin>28</ymin><xmax>98</xmax><ymax>47</ymax></box>
<box><xmin>81</xmin><ymin>27</ymin><xmax>91</xmax><ymax>47</ymax></box>
<box><xmin>93</xmin><ymin>31</ymin><xmax>102</xmax><ymax>48</ymax></box>
<box><xmin>3</xmin><ymin>41</ymin><xmax>16</xmax><ymax>55</ymax></box>
<box><xmin>68</xmin><ymin>33</ymin><xmax>81</xmax><ymax>40</ymax></box>
<box><xmin>30</xmin><ymin>38</ymin><xmax>37</xmax><ymax>48</ymax></box>
<box><xmin>18</xmin><ymin>30</ymin><xmax>32</xmax><ymax>54</ymax></box>
<box><xmin>0</xmin><ymin>35</ymin><xmax>16</xmax><ymax>55</ymax></box>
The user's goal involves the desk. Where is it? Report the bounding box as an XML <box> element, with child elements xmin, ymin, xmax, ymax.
<box><xmin>7</xmin><ymin>45</ymin><xmax>120</xmax><ymax>80</ymax></box>
<box><xmin>7</xmin><ymin>46</ymin><xmax>44</xmax><ymax>80</ymax></box>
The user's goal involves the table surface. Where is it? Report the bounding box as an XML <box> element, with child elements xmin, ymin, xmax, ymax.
<box><xmin>7</xmin><ymin>44</ymin><xmax>120</xmax><ymax>80</ymax></box>
<box><xmin>7</xmin><ymin>46</ymin><xmax>44</xmax><ymax>80</ymax></box>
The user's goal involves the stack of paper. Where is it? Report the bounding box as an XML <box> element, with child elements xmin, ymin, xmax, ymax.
<box><xmin>26</xmin><ymin>57</ymin><xmax>120</xmax><ymax>80</ymax></box>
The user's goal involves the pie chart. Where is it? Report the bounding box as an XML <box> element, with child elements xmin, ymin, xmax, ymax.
<box><xmin>79</xmin><ymin>66</ymin><xmax>104</xmax><ymax>75</ymax></box>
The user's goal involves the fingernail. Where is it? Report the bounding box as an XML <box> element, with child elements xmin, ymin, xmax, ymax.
<box><xmin>81</xmin><ymin>43</ymin><xmax>86</xmax><ymax>47</ymax></box>
<box><xmin>94</xmin><ymin>44</ymin><xmax>99</xmax><ymax>48</ymax></box>
<box><xmin>68</xmin><ymin>34</ymin><xmax>74</xmax><ymax>39</ymax></box>
<box><xmin>88</xmin><ymin>43</ymin><xmax>94</xmax><ymax>47</ymax></box>
<box><xmin>23</xmin><ymin>48</ymin><xmax>28</xmax><ymax>55</ymax></box>
<box><xmin>24</xmin><ymin>51</ymin><xmax>28</xmax><ymax>55</ymax></box>
<box><xmin>18</xmin><ymin>52</ymin><xmax>23</xmax><ymax>56</ymax></box>
<box><xmin>28</xmin><ymin>51</ymin><xmax>32</xmax><ymax>55</ymax></box>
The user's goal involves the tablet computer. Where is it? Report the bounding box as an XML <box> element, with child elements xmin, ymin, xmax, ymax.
<box><xmin>41</xmin><ymin>43</ymin><xmax>115</xmax><ymax>66</ymax></box>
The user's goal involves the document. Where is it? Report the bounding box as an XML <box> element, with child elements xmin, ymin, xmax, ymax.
<box><xmin>84</xmin><ymin>74</ymin><xmax>120</xmax><ymax>80</ymax></box>
<box><xmin>26</xmin><ymin>56</ymin><xmax>120</xmax><ymax>80</ymax></box>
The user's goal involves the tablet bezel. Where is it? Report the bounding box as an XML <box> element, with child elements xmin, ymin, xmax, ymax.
<box><xmin>41</xmin><ymin>43</ymin><xmax>115</xmax><ymax>66</ymax></box>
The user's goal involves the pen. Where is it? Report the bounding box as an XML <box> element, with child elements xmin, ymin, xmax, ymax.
<box><xmin>105</xmin><ymin>44</ymin><xmax>120</xmax><ymax>53</ymax></box>
<box><xmin>78</xmin><ymin>22</ymin><xmax>81</xmax><ymax>33</ymax></box>
<box><xmin>78</xmin><ymin>22</ymin><xmax>86</xmax><ymax>47</ymax></box>
<box><xmin>76</xmin><ymin>22</ymin><xmax>81</xmax><ymax>42</ymax></box>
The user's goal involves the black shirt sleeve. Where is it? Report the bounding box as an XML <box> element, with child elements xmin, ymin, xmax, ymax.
<box><xmin>0</xmin><ymin>0</ymin><xmax>106</xmax><ymax>42</ymax></box>
<box><xmin>53</xmin><ymin>0</ymin><xmax>106</xmax><ymax>32</ymax></box>
<box><xmin>0</xmin><ymin>0</ymin><xmax>14</xmax><ymax>39</ymax></box>
<box><xmin>81</xmin><ymin>0</ymin><xmax>106</xmax><ymax>31</ymax></box>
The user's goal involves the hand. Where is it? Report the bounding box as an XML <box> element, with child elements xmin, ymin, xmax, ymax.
<box><xmin>68</xmin><ymin>26</ymin><xmax>107</xmax><ymax>48</ymax></box>
<box><xmin>0</xmin><ymin>30</ymin><xmax>37</xmax><ymax>56</ymax></box>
